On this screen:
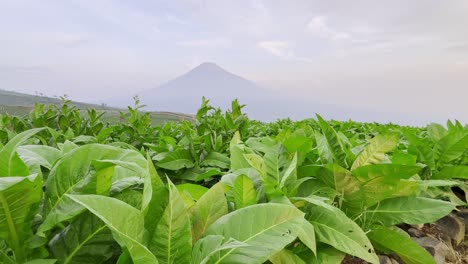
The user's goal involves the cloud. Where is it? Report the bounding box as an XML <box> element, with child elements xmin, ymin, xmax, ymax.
<box><xmin>446</xmin><ymin>43</ymin><xmax>468</xmax><ymax>53</ymax></box>
<box><xmin>257</xmin><ymin>41</ymin><xmax>312</xmax><ymax>62</ymax></box>
<box><xmin>0</xmin><ymin>65</ymin><xmax>52</xmax><ymax>74</ymax></box>
<box><xmin>306</xmin><ymin>16</ymin><xmax>352</xmax><ymax>43</ymax></box>
<box><xmin>165</xmin><ymin>13</ymin><xmax>188</xmax><ymax>25</ymax></box>
<box><xmin>258</xmin><ymin>41</ymin><xmax>293</xmax><ymax>59</ymax></box>
<box><xmin>71</xmin><ymin>0</ymin><xmax>159</xmax><ymax>40</ymax></box>
<box><xmin>176</xmin><ymin>38</ymin><xmax>230</xmax><ymax>47</ymax></box>
<box><xmin>53</xmin><ymin>33</ymin><xmax>90</xmax><ymax>46</ymax></box>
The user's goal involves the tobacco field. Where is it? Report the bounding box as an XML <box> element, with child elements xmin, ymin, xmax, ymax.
<box><xmin>0</xmin><ymin>99</ymin><xmax>467</xmax><ymax>264</ymax></box>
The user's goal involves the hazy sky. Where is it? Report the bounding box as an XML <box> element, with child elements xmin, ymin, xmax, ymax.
<box><xmin>0</xmin><ymin>0</ymin><xmax>467</xmax><ymax>123</ymax></box>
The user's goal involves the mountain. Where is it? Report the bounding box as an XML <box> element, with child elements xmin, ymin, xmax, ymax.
<box><xmin>108</xmin><ymin>62</ymin><xmax>267</xmax><ymax>115</ymax></box>
<box><xmin>107</xmin><ymin>62</ymin><xmax>433</xmax><ymax>124</ymax></box>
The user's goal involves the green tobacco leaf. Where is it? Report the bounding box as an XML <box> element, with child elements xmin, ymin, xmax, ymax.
<box><xmin>144</xmin><ymin>156</ymin><xmax>169</xmax><ymax>255</ymax></box>
<box><xmin>0</xmin><ymin>175</ymin><xmax>42</xmax><ymax>263</ymax></box>
<box><xmin>427</xmin><ymin>123</ymin><xmax>447</xmax><ymax>142</ymax></box>
<box><xmin>190</xmin><ymin>183</ymin><xmax>227</xmax><ymax>243</ymax></box>
<box><xmin>297</xmin><ymin>196</ymin><xmax>379</xmax><ymax>264</ymax></box>
<box><xmin>67</xmin><ymin>194</ymin><xmax>158</xmax><ymax>264</ymax></box>
<box><xmin>391</xmin><ymin>151</ymin><xmax>417</xmax><ymax>165</ymax></box>
<box><xmin>92</xmin><ymin>161</ymin><xmax>116</xmax><ymax>196</ymax></box>
<box><xmin>434</xmin><ymin>131</ymin><xmax>468</xmax><ymax>166</ymax></box>
<box><xmin>204</xmin><ymin>203</ymin><xmax>305</xmax><ymax>264</ymax></box>
<box><xmin>191</xmin><ymin>235</ymin><xmax>249</xmax><ymax>264</ymax></box>
<box><xmin>201</xmin><ymin>151</ymin><xmax>230</xmax><ymax>169</ymax></box>
<box><xmin>352</xmin><ymin>164</ymin><xmax>421</xmax><ymax>183</ymax></box>
<box><xmin>433</xmin><ymin>166</ymin><xmax>468</xmax><ymax>179</ymax></box>
<box><xmin>0</xmin><ymin>128</ymin><xmax>44</xmax><ymax>177</ymax></box>
<box><xmin>156</xmin><ymin>149</ymin><xmax>194</xmax><ymax>170</ymax></box>
<box><xmin>368</xmin><ymin>226</ymin><xmax>435</xmax><ymax>264</ymax></box>
<box><xmin>363</xmin><ymin>197</ymin><xmax>455</xmax><ymax>226</ymax></box>
<box><xmin>262</xmin><ymin>146</ymin><xmax>282</xmax><ymax>197</ymax></box>
<box><xmin>308</xmin><ymin>244</ymin><xmax>346</xmax><ymax>264</ymax></box>
<box><xmin>244</xmin><ymin>153</ymin><xmax>266</xmax><ymax>176</ymax></box>
<box><xmin>351</xmin><ymin>133</ymin><xmax>399</xmax><ymax>170</ymax></box>
<box><xmin>315</xmin><ymin>130</ymin><xmax>334</xmax><ymax>164</ymax></box>
<box><xmin>41</xmin><ymin>145</ymin><xmax>147</xmax><ymax>233</ymax></box>
<box><xmin>17</xmin><ymin>145</ymin><xmax>62</xmax><ymax>171</ymax></box>
<box><xmin>233</xmin><ymin>175</ymin><xmax>257</xmax><ymax>209</ymax></box>
<box><xmin>280</xmin><ymin>153</ymin><xmax>297</xmax><ymax>189</ymax></box>
<box><xmin>229</xmin><ymin>132</ymin><xmax>251</xmax><ymax>171</ymax></box>
<box><xmin>270</xmin><ymin>249</ymin><xmax>305</xmax><ymax>264</ymax></box>
<box><xmin>316</xmin><ymin>114</ymin><xmax>348</xmax><ymax>168</ymax></box>
<box><xmin>24</xmin><ymin>260</ymin><xmax>57</xmax><ymax>264</ymax></box>
<box><xmin>150</xmin><ymin>180</ymin><xmax>192</xmax><ymax>264</ymax></box>
<box><xmin>355</xmin><ymin>179</ymin><xmax>420</xmax><ymax>208</ymax></box>
<box><xmin>48</xmin><ymin>212</ymin><xmax>117</xmax><ymax>264</ymax></box>
<box><xmin>317</xmin><ymin>164</ymin><xmax>360</xmax><ymax>198</ymax></box>
<box><xmin>177</xmin><ymin>183</ymin><xmax>209</xmax><ymax>207</ymax></box>
<box><xmin>405</xmin><ymin>132</ymin><xmax>435</xmax><ymax>169</ymax></box>
<box><xmin>297</xmin><ymin>218</ymin><xmax>316</xmax><ymax>255</ymax></box>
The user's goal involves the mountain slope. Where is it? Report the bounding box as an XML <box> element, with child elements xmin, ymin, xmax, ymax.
<box><xmin>109</xmin><ymin>62</ymin><xmax>267</xmax><ymax>115</ymax></box>
<box><xmin>0</xmin><ymin>90</ymin><xmax>120</xmax><ymax>110</ymax></box>
<box><xmin>106</xmin><ymin>62</ymin><xmax>436</xmax><ymax>124</ymax></box>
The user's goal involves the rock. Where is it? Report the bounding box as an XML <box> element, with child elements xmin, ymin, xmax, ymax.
<box><xmin>378</xmin><ymin>255</ymin><xmax>399</xmax><ymax>264</ymax></box>
<box><xmin>410</xmin><ymin>224</ymin><xmax>425</xmax><ymax>230</ymax></box>
<box><xmin>453</xmin><ymin>208</ymin><xmax>468</xmax><ymax>234</ymax></box>
<box><xmin>412</xmin><ymin>236</ymin><xmax>456</xmax><ymax>264</ymax></box>
<box><xmin>435</xmin><ymin>213</ymin><xmax>465</xmax><ymax>246</ymax></box>
<box><xmin>408</xmin><ymin>227</ymin><xmax>423</xmax><ymax>237</ymax></box>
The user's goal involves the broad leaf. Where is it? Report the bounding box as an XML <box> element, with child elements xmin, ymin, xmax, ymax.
<box><xmin>314</xmin><ymin>131</ymin><xmax>333</xmax><ymax>164</ymax></box>
<box><xmin>433</xmin><ymin>165</ymin><xmax>468</xmax><ymax>179</ymax></box>
<box><xmin>204</xmin><ymin>203</ymin><xmax>305</xmax><ymax>264</ymax></box>
<box><xmin>67</xmin><ymin>194</ymin><xmax>158</xmax><ymax>264</ymax></box>
<box><xmin>368</xmin><ymin>226</ymin><xmax>435</xmax><ymax>264</ymax></box>
<box><xmin>316</xmin><ymin>114</ymin><xmax>348</xmax><ymax>167</ymax></box>
<box><xmin>156</xmin><ymin>149</ymin><xmax>194</xmax><ymax>170</ymax></box>
<box><xmin>190</xmin><ymin>184</ymin><xmax>228</xmax><ymax>243</ymax></box>
<box><xmin>317</xmin><ymin>164</ymin><xmax>360</xmax><ymax>198</ymax></box>
<box><xmin>0</xmin><ymin>128</ymin><xmax>44</xmax><ymax>177</ymax></box>
<box><xmin>48</xmin><ymin>212</ymin><xmax>117</xmax><ymax>264</ymax></box>
<box><xmin>41</xmin><ymin>145</ymin><xmax>146</xmax><ymax>232</ymax></box>
<box><xmin>149</xmin><ymin>180</ymin><xmax>192</xmax><ymax>264</ymax></box>
<box><xmin>0</xmin><ymin>175</ymin><xmax>42</xmax><ymax>263</ymax></box>
<box><xmin>17</xmin><ymin>145</ymin><xmax>61</xmax><ymax>171</ymax></box>
<box><xmin>297</xmin><ymin>219</ymin><xmax>316</xmax><ymax>255</ymax></box>
<box><xmin>309</xmin><ymin>244</ymin><xmax>346</xmax><ymax>264</ymax></box>
<box><xmin>233</xmin><ymin>175</ymin><xmax>256</xmax><ymax>209</ymax></box>
<box><xmin>362</xmin><ymin>197</ymin><xmax>455</xmax><ymax>226</ymax></box>
<box><xmin>351</xmin><ymin>133</ymin><xmax>399</xmax><ymax>170</ymax></box>
<box><xmin>352</xmin><ymin>164</ymin><xmax>421</xmax><ymax>183</ymax></box>
<box><xmin>270</xmin><ymin>249</ymin><xmax>305</xmax><ymax>264</ymax></box>
<box><xmin>201</xmin><ymin>151</ymin><xmax>230</xmax><ymax>169</ymax></box>
<box><xmin>427</xmin><ymin>123</ymin><xmax>447</xmax><ymax>142</ymax></box>
<box><xmin>434</xmin><ymin>131</ymin><xmax>468</xmax><ymax>166</ymax></box>
<box><xmin>229</xmin><ymin>132</ymin><xmax>251</xmax><ymax>171</ymax></box>
<box><xmin>191</xmin><ymin>235</ymin><xmax>249</xmax><ymax>264</ymax></box>
<box><xmin>297</xmin><ymin>196</ymin><xmax>379</xmax><ymax>264</ymax></box>
<box><xmin>405</xmin><ymin>132</ymin><xmax>435</xmax><ymax>169</ymax></box>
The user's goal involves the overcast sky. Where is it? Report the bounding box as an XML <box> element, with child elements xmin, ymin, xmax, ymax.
<box><xmin>0</xmin><ymin>0</ymin><xmax>467</xmax><ymax>123</ymax></box>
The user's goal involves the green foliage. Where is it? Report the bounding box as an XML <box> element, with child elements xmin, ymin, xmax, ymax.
<box><xmin>0</xmin><ymin>99</ymin><xmax>465</xmax><ymax>263</ymax></box>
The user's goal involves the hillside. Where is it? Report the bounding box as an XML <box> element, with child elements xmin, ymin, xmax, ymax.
<box><xmin>0</xmin><ymin>89</ymin><xmax>193</xmax><ymax>125</ymax></box>
<box><xmin>0</xmin><ymin>89</ymin><xmax>117</xmax><ymax>110</ymax></box>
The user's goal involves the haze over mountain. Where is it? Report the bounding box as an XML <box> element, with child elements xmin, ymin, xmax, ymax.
<box><xmin>108</xmin><ymin>62</ymin><xmax>267</xmax><ymax>116</ymax></box>
<box><xmin>107</xmin><ymin>62</ymin><xmax>436</xmax><ymax>124</ymax></box>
